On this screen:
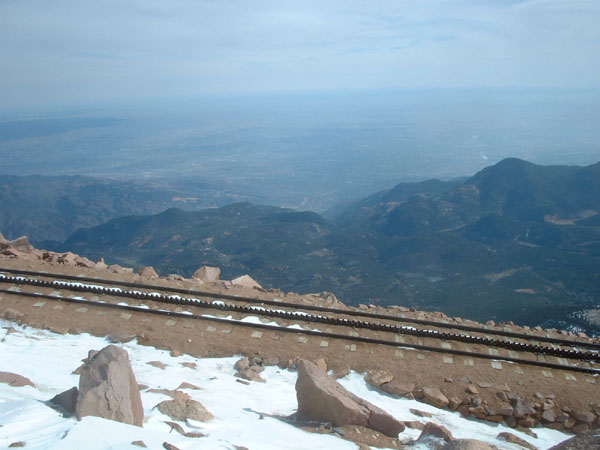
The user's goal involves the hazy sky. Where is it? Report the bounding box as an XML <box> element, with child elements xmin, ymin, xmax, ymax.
<box><xmin>1</xmin><ymin>0</ymin><xmax>599</xmax><ymax>110</ymax></box>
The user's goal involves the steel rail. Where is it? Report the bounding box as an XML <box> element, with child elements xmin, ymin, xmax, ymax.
<box><xmin>1</xmin><ymin>274</ymin><xmax>599</xmax><ymax>364</ymax></box>
<box><xmin>1</xmin><ymin>267</ymin><xmax>599</xmax><ymax>351</ymax></box>
<box><xmin>1</xmin><ymin>288</ymin><xmax>598</xmax><ymax>375</ymax></box>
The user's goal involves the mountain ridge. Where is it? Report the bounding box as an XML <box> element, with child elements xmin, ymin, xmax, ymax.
<box><xmin>36</xmin><ymin>158</ymin><xmax>600</xmax><ymax>332</ymax></box>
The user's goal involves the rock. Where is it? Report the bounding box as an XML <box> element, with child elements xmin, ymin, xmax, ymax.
<box><xmin>571</xmin><ymin>410</ymin><xmax>596</xmax><ymax>424</ymax></box>
<box><xmin>571</xmin><ymin>423</ymin><xmax>590</xmax><ymax>434</ymax></box>
<box><xmin>156</xmin><ymin>398</ymin><xmax>213</xmax><ymax>422</ymax></box>
<box><xmin>108</xmin><ymin>264</ymin><xmax>134</xmax><ymax>274</ymax></box>
<box><xmin>448</xmin><ymin>397</ymin><xmax>462</xmax><ymax>410</ymax></box>
<box><xmin>511</xmin><ymin>399</ymin><xmax>536</xmax><ymax>418</ymax></box>
<box><xmin>2</xmin><ymin>309</ymin><xmax>24</xmax><ymax>322</ymax></box>
<box><xmin>8</xmin><ymin>442</ymin><xmax>26</xmax><ymax>448</ymax></box>
<box><xmin>466</xmin><ymin>385</ymin><xmax>479</xmax><ymax>395</ymax></box>
<box><xmin>231</xmin><ymin>275</ymin><xmax>262</xmax><ymax>289</ymax></box>
<box><xmin>497</xmin><ymin>432</ymin><xmax>537</xmax><ymax>450</ymax></box>
<box><xmin>518</xmin><ymin>416</ymin><xmax>538</xmax><ymax>428</ymax></box>
<box><xmin>58</xmin><ymin>252</ymin><xmax>79</xmax><ymax>265</ymax></box>
<box><xmin>4</xmin><ymin>236</ymin><xmax>33</xmax><ymax>253</ymax></box>
<box><xmin>488</xmin><ymin>406</ymin><xmax>513</xmax><ymax>417</ymax></box>
<box><xmin>403</xmin><ymin>420</ymin><xmax>425</xmax><ymax>430</ymax></box>
<box><xmin>162</xmin><ymin>443</ymin><xmax>180</xmax><ymax>450</ymax></box>
<box><xmin>0</xmin><ymin>371</ymin><xmax>35</xmax><ymax>387</ymax></box>
<box><xmin>549</xmin><ymin>429</ymin><xmax>600</xmax><ymax>449</ymax></box>
<box><xmin>176</xmin><ymin>382</ymin><xmax>200</xmax><ymax>390</ymax></box>
<box><xmin>139</xmin><ymin>266</ymin><xmax>159</xmax><ymax>278</ymax></box>
<box><xmin>50</xmin><ymin>386</ymin><xmax>79</xmax><ymax>413</ymax></box>
<box><xmin>192</xmin><ymin>266</ymin><xmax>221</xmax><ymax>282</ymax></box>
<box><xmin>147</xmin><ymin>361</ymin><xmax>167</xmax><ymax>369</ymax></box>
<box><xmin>164</xmin><ymin>421</ymin><xmax>204</xmax><ymax>438</ymax></box>
<box><xmin>422</xmin><ymin>387</ymin><xmax>449</xmax><ymax>409</ymax></box>
<box><xmin>76</xmin><ymin>345</ymin><xmax>144</xmax><ymax>427</ymax></box>
<box><xmin>108</xmin><ymin>332</ymin><xmax>137</xmax><ymax>344</ymax></box>
<box><xmin>75</xmin><ymin>256</ymin><xmax>95</xmax><ymax>268</ymax></box>
<box><xmin>236</xmin><ymin>368</ymin><xmax>265</xmax><ymax>383</ymax></box>
<box><xmin>440</xmin><ymin>439</ymin><xmax>498</xmax><ymax>450</ymax></box>
<box><xmin>380</xmin><ymin>380</ymin><xmax>415</xmax><ymax>397</ymax></box>
<box><xmin>234</xmin><ymin>357</ymin><xmax>251</xmax><ymax>372</ymax></box>
<box><xmin>295</xmin><ymin>359</ymin><xmax>404</xmax><ymax>437</ymax></box>
<box><xmin>486</xmin><ymin>415</ymin><xmax>504</xmax><ymax>423</ymax></box>
<box><xmin>314</xmin><ymin>358</ymin><xmax>327</xmax><ymax>373</ymax></box>
<box><xmin>364</xmin><ymin>370</ymin><xmax>394</xmax><ymax>388</ymax></box>
<box><xmin>95</xmin><ymin>258</ymin><xmax>108</xmax><ymax>269</ymax></box>
<box><xmin>410</xmin><ymin>408</ymin><xmax>433</xmax><ymax>418</ymax></box>
<box><xmin>416</xmin><ymin>422</ymin><xmax>454</xmax><ymax>443</ymax></box>
<box><xmin>131</xmin><ymin>441</ymin><xmax>147</xmax><ymax>448</ymax></box>
<box><xmin>541</xmin><ymin>410</ymin><xmax>556</xmax><ymax>423</ymax></box>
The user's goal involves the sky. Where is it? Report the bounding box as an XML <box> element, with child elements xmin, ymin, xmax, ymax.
<box><xmin>1</xmin><ymin>0</ymin><xmax>599</xmax><ymax>110</ymax></box>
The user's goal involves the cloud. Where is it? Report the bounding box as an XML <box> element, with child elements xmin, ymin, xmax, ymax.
<box><xmin>0</xmin><ymin>0</ymin><xmax>599</xmax><ymax>109</ymax></box>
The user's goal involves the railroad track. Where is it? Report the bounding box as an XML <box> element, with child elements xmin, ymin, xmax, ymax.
<box><xmin>1</xmin><ymin>268</ymin><xmax>599</xmax><ymax>375</ymax></box>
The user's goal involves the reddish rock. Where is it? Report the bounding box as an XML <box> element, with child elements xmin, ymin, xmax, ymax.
<box><xmin>422</xmin><ymin>387</ymin><xmax>449</xmax><ymax>409</ymax></box>
<box><xmin>295</xmin><ymin>359</ymin><xmax>404</xmax><ymax>437</ymax></box>
<box><xmin>486</xmin><ymin>415</ymin><xmax>504</xmax><ymax>423</ymax></box>
<box><xmin>231</xmin><ymin>274</ymin><xmax>261</xmax><ymax>289</ymax></box>
<box><xmin>75</xmin><ymin>256</ymin><xmax>95</xmax><ymax>268</ymax></box>
<box><xmin>571</xmin><ymin>410</ymin><xmax>596</xmax><ymax>424</ymax></box>
<box><xmin>236</xmin><ymin>368</ymin><xmax>265</xmax><ymax>383</ymax></box>
<box><xmin>0</xmin><ymin>371</ymin><xmax>34</xmax><ymax>387</ymax></box>
<box><xmin>192</xmin><ymin>266</ymin><xmax>221</xmax><ymax>282</ymax></box>
<box><xmin>466</xmin><ymin>385</ymin><xmax>479</xmax><ymax>395</ymax></box>
<box><xmin>76</xmin><ymin>345</ymin><xmax>144</xmax><ymax>427</ymax></box>
<box><xmin>416</xmin><ymin>422</ymin><xmax>454</xmax><ymax>443</ymax></box>
<box><xmin>518</xmin><ymin>416</ymin><xmax>538</xmax><ymax>428</ymax></box>
<box><xmin>364</xmin><ymin>370</ymin><xmax>393</xmax><ymax>388</ymax></box>
<box><xmin>440</xmin><ymin>439</ymin><xmax>497</xmax><ymax>449</ymax></box>
<box><xmin>497</xmin><ymin>432</ymin><xmax>538</xmax><ymax>450</ymax></box>
<box><xmin>156</xmin><ymin>398</ymin><xmax>213</xmax><ymax>422</ymax></box>
<box><xmin>571</xmin><ymin>423</ymin><xmax>590</xmax><ymax>434</ymax></box>
<box><xmin>448</xmin><ymin>397</ymin><xmax>462</xmax><ymax>410</ymax></box>
<box><xmin>380</xmin><ymin>380</ymin><xmax>415</xmax><ymax>397</ymax></box>
<box><xmin>139</xmin><ymin>266</ymin><xmax>159</xmax><ymax>278</ymax></box>
<box><xmin>410</xmin><ymin>408</ymin><xmax>433</xmax><ymax>418</ymax></box>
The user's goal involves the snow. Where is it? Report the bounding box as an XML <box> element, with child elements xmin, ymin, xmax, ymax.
<box><xmin>0</xmin><ymin>319</ymin><xmax>570</xmax><ymax>449</ymax></box>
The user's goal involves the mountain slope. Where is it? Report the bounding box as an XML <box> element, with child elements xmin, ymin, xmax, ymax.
<box><xmin>48</xmin><ymin>159</ymin><xmax>600</xmax><ymax>330</ymax></box>
<box><xmin>0</xmin><ymin>174</ymin><xmax>229</xmax><ymax>244</ymax></box>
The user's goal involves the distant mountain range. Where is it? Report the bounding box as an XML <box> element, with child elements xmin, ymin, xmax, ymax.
<box><xmin>3</xmin><ymin>159</ymin><xmax>599</xmax><ymax>331</ymax></box>
<box><xmin>0</xmin><ymin>174</ymin><xmax>240</xmax><ymax>243</ymax></box>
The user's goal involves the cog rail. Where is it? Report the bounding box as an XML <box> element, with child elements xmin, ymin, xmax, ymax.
<box><xmin>1</xmin><ymin>267</ymin><xmax>598</xmax><ymax>351</ymax></box>
<box><xmin>1</xmin><ymin>272</ymin><xmax>599</xmax><ymax>365</ymax></box>
<box><xmin>1</xmin><ymin>287</ymin><xmax>599</xmax><ymax>376</ymax></box>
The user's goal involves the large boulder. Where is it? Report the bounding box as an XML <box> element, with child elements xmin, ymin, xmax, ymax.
<box><xmin>192</xmin><ymin>266</ymin><xmax>221</xmax><ymax>282</ymax></box>
<box><xmin>295</xmin><ymin>359</ymin><xmax>404</xmax><ymax>437</ymax></box>
<box><xmin>75</xmin><ymin>345</ymin><xmax>144</xmax><ymax>427</ymax></box>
